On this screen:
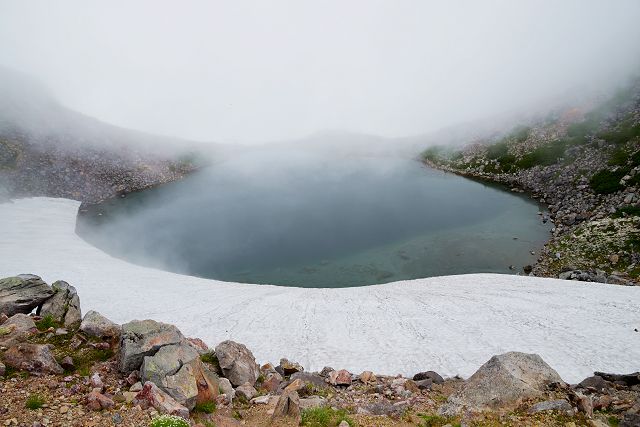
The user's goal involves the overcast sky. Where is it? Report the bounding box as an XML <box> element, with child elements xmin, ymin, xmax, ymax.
<box><xmin>0</xmin><ymin>1</ymin><xmax>639</xmax><ymax>144</ymax></box>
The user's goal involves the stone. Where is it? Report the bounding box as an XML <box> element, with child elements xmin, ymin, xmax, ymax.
<box><xmin>133</xmin><ymin>381</ymin><xmax>189</xmax><ymax>419</ymax></box>
<box><xmin>119</xmin><ymin>319</ymin><xmax>184</xmax><ymax>373</ymax></box>
<box><xmin>359</xmin><ymin>371</ymin><xmax>377</xmax><ymax>384</ymax></box>
<box><xmin>80</xmin><ymin>311</ymin><xmax>121</xmax><ymax>340</ymax></box>
<box><xmin>218</xmin><ymin>378</ymin><xmax>235</xmax><ymax>400</ymax></box>
<box><xmin>528</xmin><ymin>399</ymin><xmax>573</xmax><ymax>413</ymax></box>
<box><xmin>140</xmin><ymin>343</ymin><xmax>199</xmax><ymax>386</ymax></box>
<box><xmin>279</xmin><ymin>358</ymin><xmax>304</xmax><ymax>375</ymax></box>
<box><xmin>260</xmin><ymin>372</ymin><xmax>282</xmax><ymax>393</ymax></box>
<box><xmin>90</xmin><ymin>372</ymin><xmax>104</xmax><ymax>390</ymax></box>
<box><xmin>235</xmin><ymin>383</ymin><xmax>257</xmax><ymax>401</ymax></box>
<box><xmin>0</xmin><ymin>313</ymin><xmax>36</xmax><ymax>346</ymax></box>
<box><xmin>86</xmin><ymin>390</ymin><xmax>114</xmax><ymax>411</ymax></box>
<box><xmin>251</xmin><ymin>395</ymin><xmax>270</xmax><ymax>405</ymax></box>
<box><xmin>338</xmin><ymin>422</ymin><xmax>350</xmax><ymax>427</ymax></box>
<box><xmin>60</xmin><ymin>356</ymin><xmax>75</xmax><ymax>371</ymax></box>
<box><xmin>593</xmin><ymin>371</ymin><xmax>640</xmax><ymax>386</ymax></box>
<box><xmin>579</xmin><ymin>375</ymin><xmax>608</xmax><ymax>392</ymax></box>
<box><xmin>328</xmin><ymin>369</ymin><xmax>352</xmax><ymax>386</ymax></box>
<box><xmin>319</xmin><ymin>366</ymin><xmax>334</xmax><ymax>377</ymax></box>
<box><xmin>160</xmin><ymin>361</ymin><xmax>199</xmax><ymax>410</ymax></box>
<box><xmin>290</xmin><ymin>372</ymin><xmax>329</xmax><ymax>391</ymax></box>
<box><xmin>0</xmin><ymin>361</ymin><xmax>4</xmax><ymax>376</ymax></box>
<box><xmin>272</xmin><ymin>390</ymin><xmax>301</xmax><ymax>421</ymax></box>
<box><xmin>3</xmin><ymin>343</ymin><xmax>63</xmax><ymax>374</ymax></box>
<box><xmin>0</xmin><ymin>275</ymin><xmax>54</xmax><ymax>316</ymax></box>
<box><xmin>214</xmin><ymin>340</ymin><xmax>259</xmax><ymax>387</ymax></box>
<box><xmin>299</xmin><ymin>396</ymin><xmax>327</xmax><ymax>409</ymax></box>
<box><xmin>415</xmin><ymin>379</ymin><xmax>433</xmax><ymax>390</ymax></box>
<box><xmin>439</xmin><ymin>352</ymin><xmax>563</xmax><ymax>415</ymax></box>
<box><xmin>284</xmin><ymin>378</ymin><xmax>304</xmax><ymax>392</ymax></box>
<box><xmin>186</xmin><ymin>337</ymin><xmax>209</xmax><ymax>354</ymax></box>
<box><xmin>621</xmin><ymin>414</ymin><xmax>640</xmax><ymax>427</ymax></box>
<box><xmin>39</xmin><ymin>281</ymin><xmax>81</xmax><ymax>326</ymax></box>
<box><xmin>413</xmin><ymin>370</ymin><xmax>445</xmax><ymax>384</ymax></box>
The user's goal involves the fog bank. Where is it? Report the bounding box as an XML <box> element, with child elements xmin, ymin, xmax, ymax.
<box><xmin>1</xmin><ymin>1</ymin><xmax>639</xmax><ymax>144</ymax></box>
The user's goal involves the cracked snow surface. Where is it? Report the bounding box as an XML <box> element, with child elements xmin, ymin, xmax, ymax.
<box><xmin>1</xmin><ymin>197</ymin><xmax>638</xmax><ymax>383</ymax></box>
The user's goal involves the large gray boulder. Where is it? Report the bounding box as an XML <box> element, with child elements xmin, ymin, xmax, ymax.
<box><xmin>39</xmin><ymin>281</ymin><xmax>81</xmax><ymax>326</ymax></box>
<box><xmin>119</xmin><ymin>319</ymin><xmax>185</xmax><ymax>373</ymax></box>
<box><xmin>214</xmin><ymin>340</ymin><xmax>259</xmax><ymax>387</ymax></box>
<box><xmin>0</xmin><ymin>275</ymin><xmax>54</xmax><ymax>316</ymax></box>
<box><xmin>158</xmin><ymin>357</ymin><xmax>219</xmax><ymax>410</ymax></box>
<box><xmin>80</xmin><ymin>310</ymin><xmax>121</xmax><ymax>340</ymax></box>
<box><xmin>440</xmin><ymin>352</ymin><xmax>563</xmax><ymax>415</ymax></box>
<box><xmin>3</xmin><ymin>343</ymin><xmax>64</xmax><ymax>374</ymax></box>
<box><xmin>0</xmin><ymin>313</ymin><xmax>36</xmax><ymax>347</ymax></box>
<box><xmin>140</xmin><ymin>343</ymin><xmax>199</xmax><ymax>386</ymax></box>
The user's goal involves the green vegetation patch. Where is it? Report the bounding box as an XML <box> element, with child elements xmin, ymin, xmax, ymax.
<box><xmin>149</xmin><ymin>415</ymin><xmax>190</xmax><ymax>427</ymax></box>
<box><xmin>300</xmin><ymin>407</ymin><xmax>355</xmax><ymax>427</ymax></box>
<box><xmin>0</xmin><ymin>139</ymin><xmax>19</xmax><ymax>169</ymax></box>
<box><xmin>589</xmin><ymin>168</ymin><xmax>627</xmax><ymax>194</ymax></box>
<box><xmin>25</xmin><ymin>393</ymin><xmax>46</xmax><ymax>410</ymax></box>
<box><xmin>35</xmin><ymin>314</ymin><xmax>58</xmax><ymax>331</ymax></box>
<box><xmin>598</xmin><ymin>119</ymin><xmax>640</xmax><ymax>145</ymax></box>
<box><xmin>516</xmin><ymin>139</ymin><xmax>571</xmax><ymax>169</ymax></box>
<box><xmin>194</xmin><ymin>401</ymin><xmax>216</xmax><ymax>414</ymax></box>
<box><xmin>612</xmin><ymin>206</ymin><xmax>640</xmax><ymax>218</ymax></box>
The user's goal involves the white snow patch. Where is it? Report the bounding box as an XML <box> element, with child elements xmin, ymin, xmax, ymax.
<box><xmin>0</xmin><ymin>197</ymin><xmax>638</xmax><ymax>382</ymax></box>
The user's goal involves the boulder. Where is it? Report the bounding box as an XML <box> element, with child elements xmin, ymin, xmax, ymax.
<box><xmin>439</xmin><ymin>352</ymin><xmax>563</xmax><ymax>415</ymax></box>
<box><xmin>0</xmin><ymin>313</ymin><xmax>36</xmax><ymax>346</ymax></box>
<box><xmin>214</xmin><ymin>340</ymin><xmax>259</xmax><ymax>387</ymax></box>
<box><xmin>358</xmin><ymin>371</ymin><xmax>377</xmax><ymax>384</ymax></box>
<box><xmin>528</xmin><ymin>399</ymin><xmax>573</xmax><ymax>414</ymax></box>
<box><xmin>133</xmin><ymin>381</ymin><xmax>189</xmax><ymax>419</ymax></box>
<box><xmin>299</xmin><ymin>396</ymin><xmax>327</xmax><ymax>409</ymax></box>
<box><xmin>80</xmin><ymin>311</ymin><xmax>121</xmax><ymax>340</ymax></box>
<box><xmin>0</xmin><ymin>275</ymin><xmax>54</xmax><ymax>316</ymax></box>
<box><xmin>39</xmin><ymin>281</ymin><xmax>81</xmax><ymax>326</ymax></box>
<box><xmin>328</xmin><ymin>369</ymin><xmax>352</xmax><ymax>386</ymax></box>
<box><xmin>279</xmin><ymin>358</ymin><xmax>304</xmax><ymax>375</ymax></box>
<box><xmin>119</xmin><ymin>319</ymin><xmax>184</xmax><ymax>373</ymax></box>
<box><xmin>3</xmin><ymin>343</ymin><xmax>63</xmax><ymax>374</ymax></box>
<box><xmin>140</xmin><ymin>343</ymin><xmax>199</xmax><ymax>386</ymax></box>
<box><xmin>578</xmin><ymin>375</ymin><xmax>608</xmax><ymax>392</ymax></box>
<box><xmin>413</xmin><ymin>370</ymin><xmax>444</xmax><ymax>384</ymax></box>
<box><xmin>86</xmin><ymin>390</ymin><xmax>114</xmax><ymax>411</ymax></box>
<box><xmin>218</xmin><ymin>378</ymin><xmax>235</xmax><ymax>401</ymax></box>
<box><xmin>235</xmin><ymin>383</ymin><xmax>257</xmax><ymax>401</ymax></box>
<box><xmin>160</xmin><ymin>358</ymin><xmax>219</xmax><ymax>410</ymax></box>
<box><xmin>272</xmin><ymin>390</ymin><xmax>301</xmax><ymax>422</ymax></box>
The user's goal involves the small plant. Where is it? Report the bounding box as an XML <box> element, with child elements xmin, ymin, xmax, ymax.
<box><xmin>0</xmin><ymin>325</ymin><xmax>11</xmax><ymax>336</ymax></box>
<box><xmin>419</xmin><ymin>413</ymin><xmax>456</xmax><ymax>427</ymax></box>
<box><xmin>300</xmin><ymin>407</ymin><xmax>354</xmax><ymax>427</ymax></box>
<box><xmin>194</xmin><ymin>400</ymin><xmax>216</xmax><ymax>414</ymax></box>
<box><xmin>200</xmin><ymin>352</ymin><xmax>221</xmax><ymax>373</ymax></box>
<box><xmin>35</xmin><ymin>314</ymin><xmax>58</xmax><ymax>331</ymax></box>
<box><xmin>149</xmin><ymin>414</ymin><xmax>190</xmax><ymax>427</ymax></box>
<box><xmin>25</xmin><ymin>393</ymin><xmax>46</xmax><ymax>410</ymax></box>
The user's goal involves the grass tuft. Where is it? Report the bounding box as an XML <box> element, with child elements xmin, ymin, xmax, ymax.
<box><xmin>25</xmin><ymin>393</ymin><xmax>46</xmax><ymax>410</ymax></box>
<box><xmin>300</xmin><ymin>407</ymin><xmax>354</xmax><ymax>427</ymax></box>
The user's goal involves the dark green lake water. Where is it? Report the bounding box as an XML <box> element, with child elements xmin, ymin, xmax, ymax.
<box><xmin>76</xmin><ymin>150</ymin><xmax>550</xmax><ymax>287</ymax></box>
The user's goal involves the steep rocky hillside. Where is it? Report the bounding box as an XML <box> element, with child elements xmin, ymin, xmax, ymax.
<box><xmin>424</xmin><ymin>78</ymin><xmax>640</xmax><ymax>284</ymax></box>
<box><xmin>0</xmin><ymin>67</ymin><xmax>216</xmax><ymax>203</ymax></box>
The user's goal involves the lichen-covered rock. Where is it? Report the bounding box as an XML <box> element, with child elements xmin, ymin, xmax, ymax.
<box><xmin>214</xmin><ymin>340</ymin><xmax>259</xmax><ymax>387</ymax></box>
<box><xmin>440</xmin><ymin>352</ymin><xmax>564</xmax><ymax>415</ymax></box>
<box><xmin>0</xmin><ymin>275</ymin><xmax>53</xmax><ymax>316</ymax></box>
<box><xmin>161</xmin><ymin>361</ymin><xmax>200</xmax><ymax>410</ymax></box>
<box><xmin>39</xmin><ymin>280</ymin><xmax>81</xmax><ymax>326</ymax></box>
<box><xmin>119</xmin><ymin>319</ymin><xmax>184</xmax><ymax>373</ymax></box>
<box><xmin>0</xmin><ymin>313</ymin><xmax>36</xmax><ymax>347</ymax></box>
<box><xmin>3</xmin><ymin>343</ymin><xmax>63</xmax><ymax>374</ymax></box>
<box><xmin>140</xmin><ymin>343</ymin><xmax>199</xmax><ymax>386</ymax></box>
<box><xmin>80</xmin><ymin>310</ymin><xmax>121</xmax><ymax>340</ymax></box>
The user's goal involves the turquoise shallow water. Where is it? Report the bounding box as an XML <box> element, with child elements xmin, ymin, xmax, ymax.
<box><xmin>76</xmin><ymin>150</ymin><xmax>551</xmax><ymax>287</ymax></box>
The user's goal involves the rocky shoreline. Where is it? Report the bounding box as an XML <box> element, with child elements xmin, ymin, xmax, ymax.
<box><xmin>423</xmin><ymin>83</ymin><xmax>640</xmax><ymax>285</ymax></box>
<box><xmin>1</xmin><ymin>274</ymin><xmax>639</xmax><ymax>427</ymax></box>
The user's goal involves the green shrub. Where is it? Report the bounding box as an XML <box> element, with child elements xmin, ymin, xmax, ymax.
<box><xmin>598</xmin><ymin>120</ymin><xmax>640</xmax><ymax>145</ymax></box>
<box><xmin>35</xmin><ymin>314</ymin><xmax>58</xmax><ymax>331</ymax></box>
<box><xmin>486</xmin><ymin>141</ymin><xmax>509</xmax><ymax>159</ymax></box>
<box><xmin>612</xmin><ymin>206</ymin><xmax>640</xmax><ymax>218</ymax></box>
<box><xmin>422</xmin><ymin>146</ymin><xmax>444</xmax><ymax>163</ymax></box>
<box><xmin>194</xmin><ymin>401</ymin><xmax>216</xmax><ymax>414</ymax></box>
<box><xmin>300</xmin><ymin>407</ymin><xmax>354</xmax><ymax>427</ymax></box>
<box><xmin>420</xmin><ymin>413</ymin><xmax>457</xmax><ymax>427</ymax></box>
<box><xmin>590</xmin><ymin>168</ymin><xmax>627</xmax><ymax>194</ymax></box>
<box><xmin>609</xmin><ymin>148</ymin><xmax>630</xmax><ymax>166</ymax></box>
<box><xmin>516</xmin><ymin>140</ymin><xmax>569</xmax><ymax>169</ymax></box>
<box><xmin>25</xmin><ymin>393</ymin><xmax>46</xmax><ymax>410</ymax></box>
<box><xmin>149</xmin><ymin>415</ymin><xmax>190</xmax><ymax>427</ymax></box>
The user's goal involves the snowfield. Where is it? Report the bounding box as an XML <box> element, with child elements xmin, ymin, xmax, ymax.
<box><xmin>1</xmin><ymin>197</ymin><xmax>639</xmax><ymax>383</ymax></box>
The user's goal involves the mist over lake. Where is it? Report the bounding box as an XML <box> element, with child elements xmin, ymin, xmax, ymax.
<box><xmin>77</xmin><ymin>150</ymin><xmax>550</xmax><ymax>287</ymax></box>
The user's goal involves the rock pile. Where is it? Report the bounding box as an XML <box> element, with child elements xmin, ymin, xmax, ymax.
<box><xmin>2</xmin><ymin>275</ymin><xmax>640</xmax><ymax>426</ymax></box>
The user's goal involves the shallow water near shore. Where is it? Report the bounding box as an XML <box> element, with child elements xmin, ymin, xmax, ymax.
<box><xmin>77</xmin><ymin>150</ymin><xmax>551</xmax><ymax>287</ymax></box>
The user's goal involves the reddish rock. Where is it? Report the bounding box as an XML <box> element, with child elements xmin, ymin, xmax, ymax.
<box><xmin>3</xmin><ymin>343</ymin><xmax>63</xmax><ymax>374</ymax></box>
<box><xmin>261</xmin><ymin>373</ymin><xmax>282</xmax><ymax>393</ymax></box>
<box><xmin>187</xmin><ymin>337</ymin><xmax>209</xmax><ymax>353</ymax></box>
<box><xmin>86</xmin><ymin>390</ymin><xmax>114</xmax><ymax>411</ymax></box>
<box><xmin>329</xmin><ymin>369</ymin><xmax>352</xmax><ymax>386</ymax></box>
<box><xmin>272</xmin><ymin>390</ymin><xmax>301</xmax><ymax>422</ymax></box>
<box><xmin>133</xmin><ymin>381</ymin><xmax>189</xmax><ymax>419</ymax></box>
